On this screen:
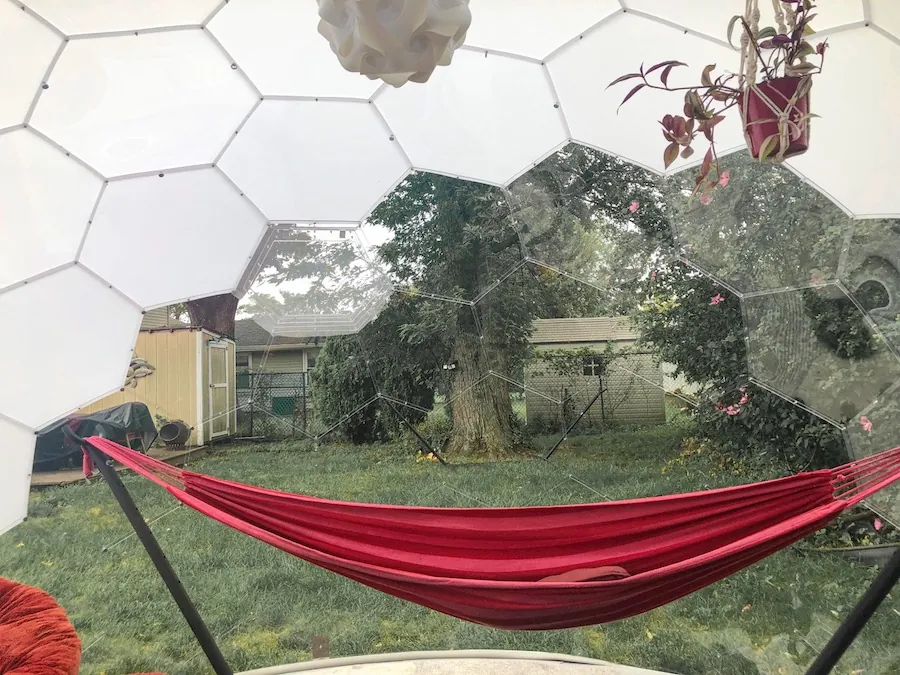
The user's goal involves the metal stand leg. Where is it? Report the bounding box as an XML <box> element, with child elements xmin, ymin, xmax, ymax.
<box><xmin>383</xmin><ymin>397</ymin><xmax>448</xmax><ymax>465</ymax></box>
<box><xmin>545</xmin><ymin>386</ymin><xmax>605</xmax><ymax>460</ymax></box>
<box><xmin>86</xmin><ymin>445</ymin><xmax>233</xmax><ymax>675</ymax></box>
<box><xmin>805</xmin><ymin>546</ymin><xmax>900</xmax><ymax>675</ymax></box>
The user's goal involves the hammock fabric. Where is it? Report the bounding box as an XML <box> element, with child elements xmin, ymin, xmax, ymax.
<box><xmin>84</xmin><ymin>438</ymin><xmax>900</xmax><ymax>631</ymax></box>
<box><xmin>0</xmin><ymin>577</ymin><xmax>81</xmax><ymax>675</ymax></box>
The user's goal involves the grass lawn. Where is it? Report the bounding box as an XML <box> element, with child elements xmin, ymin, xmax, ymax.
<box><xmin>3</xmin><ymin>423</ymin><xmax>899</xmax><ymax>675</ymax></box>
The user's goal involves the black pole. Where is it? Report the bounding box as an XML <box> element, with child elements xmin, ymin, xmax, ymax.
<box><xmin>545</xmin><ymin>385</ymin><xmax>605</xmax><ymax>460</ymax></box>
<box><xmin>805</xmin><ymin>546</ymin><xmax>900</xmax><ymax>675</ymax></box>
<box><xmin>383</xmin><ymin>397</ymin><xmax>448</xmax><ymax>465</ymax></box>
<box><xmin>84</xmin><ymin>443</ymin><xmax>233</xmax><ymax>675</ymax></box>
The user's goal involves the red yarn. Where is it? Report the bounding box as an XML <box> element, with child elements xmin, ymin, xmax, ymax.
<box><xmin>82</xmin><ymin>448</ymin><xmax>94</xmax><ymax>478</ymax></box>
<box><xmin>0</xmin><ymin>577</ymin><xmax>81</xmax><ymax>675</ymax></box>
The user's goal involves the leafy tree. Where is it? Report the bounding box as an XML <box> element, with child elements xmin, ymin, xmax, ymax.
<box><xmin>310</xmin><ymin>294</ymin><xmax>438</xmax><ymax>443</ymax></box>
<box><xmin>369</xmin><ymin>170</ymin><xmax>616</xmax><ymax>456</ymax></box>
<box><xmin>631</xmin><ymin>153</ymin><xmax>891</xmax><ymax>470</ymax></box>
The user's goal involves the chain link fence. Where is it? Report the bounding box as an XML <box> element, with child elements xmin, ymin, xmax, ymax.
<box><xmin>236</xmin><ymin>371</ymin><xmax>312</xmax><ymax>439</ymax></box>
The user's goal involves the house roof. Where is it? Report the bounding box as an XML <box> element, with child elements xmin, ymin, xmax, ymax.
<box><xmin>529</xmin><ymin>317</ymin><xmax>637</xmax><ymax>345</ymax></box>
<box><xmin>234</xmin><ymin>319</ymin><xmax>324</xmax><ymax>349</ymax></box>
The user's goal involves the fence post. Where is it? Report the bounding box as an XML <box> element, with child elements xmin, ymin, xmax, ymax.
<box><xmin>249</xmin><ymin>372</ymin><xmax>254</xmax><ymax>437</ymax></box>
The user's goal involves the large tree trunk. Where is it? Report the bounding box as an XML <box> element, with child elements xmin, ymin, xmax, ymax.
<box><xmin>186</xmin><ymin>293</ymin><xmax>239</xmax><ymax>337</ymax></box>
<box><xmin>446</xmin><ymin>331</ymin><xmax>515</xmax><ymax>457</ymax></box>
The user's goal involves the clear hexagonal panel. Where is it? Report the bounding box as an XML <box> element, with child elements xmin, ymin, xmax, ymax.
<box><xmin>232</xmin><ymin>225</ymin><xmax>393</xmax><ymax>441</ymax></box>
<box><xmin>237</xmin><ymin>225</ymin><xmax>394</xmax><ymax>339</ymax></box>
<box><xmin>506</xmin><ymin>144</ymin><xmax>673</xmax><ymax>310</ymax></box>
<box><xmin>666</xmin><ymin>153</ymin><xmax>852</xmax><ymax>295</ymax></box>
<box><xmin>743</xmin><ymin>285</ymin><xmax>900</xmax><ymax>426</ymax></box>
<box><xmin>841</xmin><ymin>217</ymin><xmax>900</xmax><ymax>352</ymax></box>
<box><xmin>845</xmin><ymin>382</ymin><xmax>900</xmax><ymax>527</ymax></box>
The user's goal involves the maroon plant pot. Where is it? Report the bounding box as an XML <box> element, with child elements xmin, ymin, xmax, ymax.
<box><xmin>740</xmin><ymin>76</ymin><xmax>811</xmax><ymax>161</ymax></box>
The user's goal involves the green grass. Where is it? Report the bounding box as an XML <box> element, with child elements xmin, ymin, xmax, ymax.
<box><xmin>3</xmin><ymin>425</ymin><xmax>899</xmax><ymax>675</ymax></box>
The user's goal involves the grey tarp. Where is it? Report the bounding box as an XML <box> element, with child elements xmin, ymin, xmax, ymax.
<box><xmin>33</xmin><ymin>402</ymin><xmax>157</xmax><ymax>472</ymax></box>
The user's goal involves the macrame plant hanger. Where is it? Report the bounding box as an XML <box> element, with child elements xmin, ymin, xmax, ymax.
<box><xmin>739</xmin><ymin>0</ymin><xmax>810</xmax><ymax>162</ymax></box>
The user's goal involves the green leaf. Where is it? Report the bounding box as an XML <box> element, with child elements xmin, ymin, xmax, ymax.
<box><xmin>680</xmin><ymin>146</ymin><xmax>695</xmax><ymax>160</ymax></box>
<box><xmin>701</xmin><ymin>64</ymin><xmax>716</xmax><ymax>87</ymax></box>
<box><xmin>794</xmin><ymin>75</ymin><xmax>813</xmax><ymax>100</ymax></box>
<box><xmin>727</xmin><ymin>15</ymin><xmax>744</xmax><ymax>49</ymax></box>
<box><xmin>758</xmin><ymin>133</ymin><xmax>781</xmax><ymax>162</ymax></box>
<box><xmin>788</xmin><ymin>62</ymin><xmax>818</xmax><ymax>74</ymax></box>
<box><xmin>756</xmin><ymin>26</ymin><xmax>778</xmax><ymax>40</ymax></box>
<box><xmin>795</xmin><ymin>42</ymin><xmax>816</xmax><ymax>59</ymax></box>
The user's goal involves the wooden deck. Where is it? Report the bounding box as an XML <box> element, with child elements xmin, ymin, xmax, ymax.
<box><xmin>30</xmin><ymin>446</ymin><xmax>207</xmax><ymax>487</ymax></box>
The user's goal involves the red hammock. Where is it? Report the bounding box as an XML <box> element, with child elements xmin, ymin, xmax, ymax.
<box><xmin>84</xmin><ymin>438</ymin><xmax>900</xmax><ymax>631</ymax></box>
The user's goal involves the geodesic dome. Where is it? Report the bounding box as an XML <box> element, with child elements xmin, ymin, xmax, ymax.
<box><xmin>2</xmin><ymin>0</ymin><xmax>900</xmax><ymax>535</ymax></box>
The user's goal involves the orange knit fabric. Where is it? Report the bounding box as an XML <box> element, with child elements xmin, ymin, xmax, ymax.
<box><xmin>0</xmin><ymin>577</ymin><xmax>81</xmax><ymax>675</ymax></box>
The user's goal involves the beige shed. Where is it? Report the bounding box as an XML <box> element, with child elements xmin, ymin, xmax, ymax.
<box><xmin>76</xmin><ymin>308</ymin><xmax>237</xmax><ymax>446</ymax></box>
<box><xmin>525</xmin><ymin>317</ymin><xmax>666</xmax><ymax>428</ymax></box>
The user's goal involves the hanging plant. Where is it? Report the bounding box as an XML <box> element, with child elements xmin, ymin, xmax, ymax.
<box><xmin>610</xmin><ymin>0</ymin><xmax>826</xmax><ymax>203</ymax></box>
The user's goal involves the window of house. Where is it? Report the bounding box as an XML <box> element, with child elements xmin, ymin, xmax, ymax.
<box><xmin>306</xmin><ymin>350</ymin><xmax>317</xmax><ymax>370</ymax></box>
<box><xmin>582</xmin><ymin>355</ymin><xmax>604</xmax><ymax>377</ymax></box>
<box><xmin>236</xmin><ymin>353</ymin><xmax>250</xmax><ymax>369</ymax></box>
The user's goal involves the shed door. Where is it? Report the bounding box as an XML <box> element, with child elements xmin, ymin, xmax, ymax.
<box><xmin>208</xmin><ymin>341</ymin><xmax>230</xmax><ymax>438</ymax></box>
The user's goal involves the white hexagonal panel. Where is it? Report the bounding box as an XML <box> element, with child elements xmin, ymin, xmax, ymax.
<box><xmin>0</xmin><ymin>1</ymin><xmax>61</xmax><ymax>130</ymax></box>
<box><xmin>79</xmin><ymin>168</ymin><xmax>267</xmax><ymax>308</ymax></box>
<box><xmin>0</xmin><ymin>418</ymin><xmax>35</xmax><ymax>536</ymax></box>
<box><xmin>548</xmin><ymin>11</ymin><xmax>743</xmax><ymax>174</ymax></box>
<box><xmin>465</xmin><ymin>0</ymin><xmax>620</xmax><ymax>60</ymax></box>
<box><xmin>30</xmin><ymin>29</ymin><xmax>257</xmax><ymax>177</ymax></box>
<box><xmin>220</xmin><ymin>100</ymin><xmax>410</xmax><ymax>222</ymax></box>
<box><xmin>377</xmin><ymin>49</ymin><xmax>567</xmax><ymax>185</ymax></box>
<box><xmin>871</xmin><ymin>0</ymin><xmax>900</xmax><ymax>36</ymax></box>
<box><xmin>786</xmin><ymin>27</ymin><xmax>898</xmax><ymax>218</ymax></box>
<box><xmin>208</xmin><ymin>0</ymin><xmax>379</xmax><ymax>99</ymax></box>
<box><xmin>23</xmin><ymin>0</ymin><xmax>221</xmax><ymax>35</ymax></box>
<box><xmin>237</xmin><ymin>226</ymin><xmax>394</xmax><ymax>338</ymax></box>
<box><xmin>623</xmin><ymin>0</ymin><xmax>864</xmax><ymax>38</ymax></box>
<box><xmin>0</xmin><ymin>266</ymin><xmax>141</xmax><ymax>429</ymax></box>
<box><xmin>0</xmin><ymin>129</ymin><xmax>103</xmax><ymax>290</ymax></box>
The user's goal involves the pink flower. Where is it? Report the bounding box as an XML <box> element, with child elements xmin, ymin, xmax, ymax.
<box><xmin>739</xmin><ymin>394</ymin><xmax>750</xmax><ymax>405</ymax></box>
<box><xmin>726</xmin><ymin>405</ymin><xmax>741</xmax><ymax>416</ymax></box>
<box><xmin>650</xmin><ymin>270</ymin><xmax>657</xmax><ymax>281</ymax></box>
<box><xmin>860</xmin><ymin>416</ymin><xmax>873</xmax><ymax>432</ymax></box>
<box><xmin>874</xmin><ymin>518</ymin><xmax>884</xmax><ymax>532</ymax></box>
<box><xmin>811</xmin><ymin>274</ymin><xmax>823</xmax><ymax>284</ymax></box>
<box><xmin>718</xmin><ymin>171</ymin><xmax>730</xmax><ymax>188</ymax></box>
<box><xmin>739</xmin><ymin>386</ymin><xmax>747</xmax><ymax>393</ymax></box>
<box><xmin>710</xmin><ymin>294</ymin><xmax>725</xmax><ymax>305</ymax></box>
<box><xmin>699</xmin><ymin>194</ymin><xmax>713</xmax><ymax>206</ymax></box>
<box><xmin>628</xmin><ymin>201</ymin><xmax>640</xmax><ymax>213</ymax></box>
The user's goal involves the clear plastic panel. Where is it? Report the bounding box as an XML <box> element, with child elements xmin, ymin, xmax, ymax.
<box><xmin>237</xmin><ymin>226</ymin><xmax>394</xmax><ymax>339</ymax></box>
<box><xmin>668</xmin><ymin>153</ymin><xmax>850</xmax><ymax>294</ymax></box>
<box><xmin>742</xmin><ymin>285</ymin><xmax>900</xmax><ymax>425</ymax></box>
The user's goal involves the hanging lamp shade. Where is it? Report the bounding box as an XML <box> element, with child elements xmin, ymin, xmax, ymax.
<box><xmin>317</xmin><ymin>0</ymin><xmax>472</xmax><ymax>87</ymax></box>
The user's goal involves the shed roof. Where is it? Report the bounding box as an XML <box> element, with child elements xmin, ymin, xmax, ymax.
<box><xmin>529</xmin><ymin>317</ymin><xmax>637</xmax><ymax>345</ymax></box>
<box><xmin>234</xmin><ymin>319</ymin><xmax>324</xmax><ymax>349</ymax></box>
